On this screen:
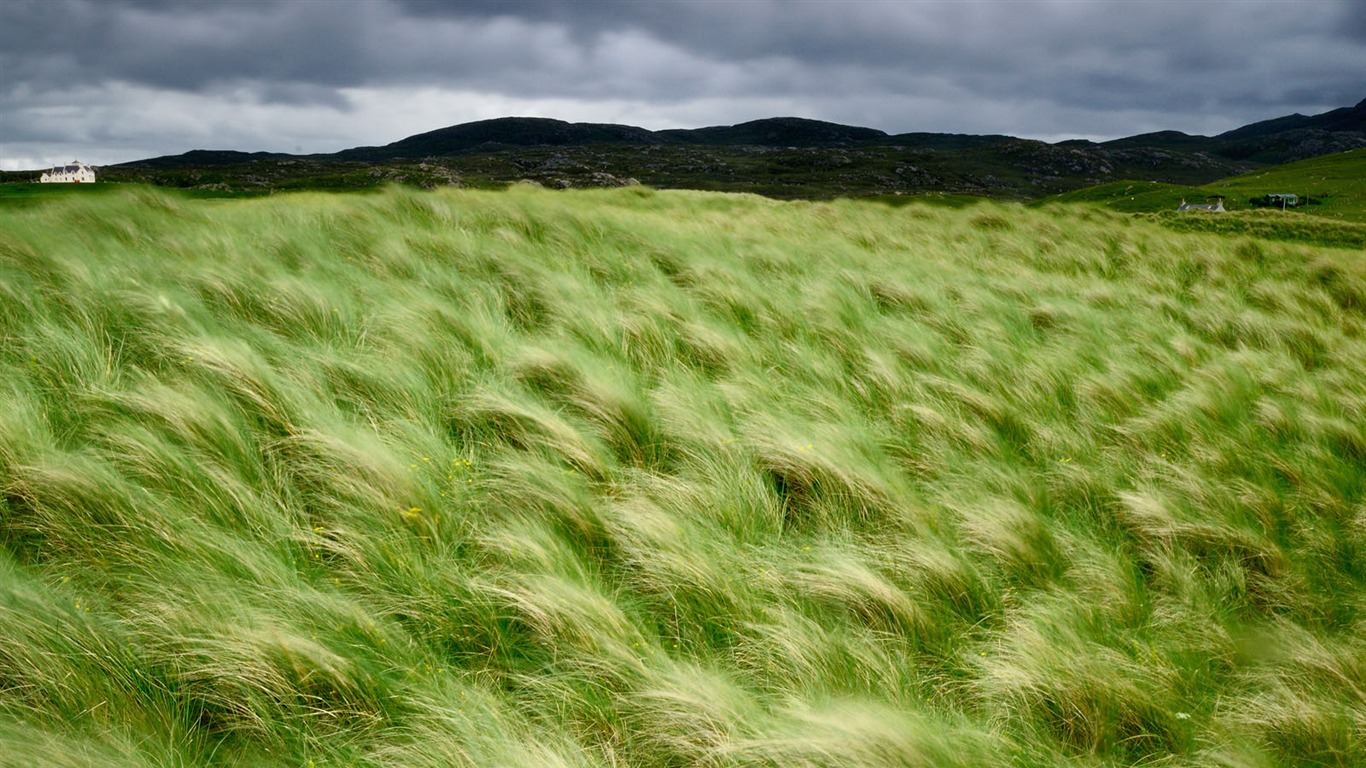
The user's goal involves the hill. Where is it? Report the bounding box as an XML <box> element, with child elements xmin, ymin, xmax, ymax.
<box><xmin>84</xmin><ymin>137</ymin><xmax>1253</xmax><ymax>201</ymax></box>
<box><xmin>2</xmin><ymin>186</ymin><xmax>1364</xmax><ymax>767</ymax></box>
<box><xmin>335</xmin><ymin>118</ymin><xmax>666</xmax><ymax>161</ymax></box>
<box><xmin>660</xmin><ymin>117</ymin><xmax>889</xmax><ymax>147</ymax></box>
<box><xmin>1217</xmin><ymin>98</ymin><xmax>1366</xmax><ymax>140</ymax></box>
<box><xmin>1102</xmin><ymin>98</ymin><xmax>1366</xmax><ymax>164</ymax></box>
<box><xmin>7</xmin><ymin>97</ymin><xmax>1344</xmax><ymax>199</ymax></box>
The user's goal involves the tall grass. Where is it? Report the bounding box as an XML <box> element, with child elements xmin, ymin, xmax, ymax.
<box><xmin>2</xmin><ymin>184</ymin><xmax>1364</xmax><ymax>766</ymax></box>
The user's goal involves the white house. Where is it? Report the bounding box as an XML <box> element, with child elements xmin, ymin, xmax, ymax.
<box><xmin>40</xmin><ymin>161</ymin><xmax>96</xmax><ymax>183</ymax></box>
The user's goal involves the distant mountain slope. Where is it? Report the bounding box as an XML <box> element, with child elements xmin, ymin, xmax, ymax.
<box><xmin>131</xmin><ymin>149</ymin><xmax>295</xmax><ymax>168</ymax></box>
<box><xmin>84</xmin><ymin>97</ymin><xmax>1364</xmax><ymax>199</ymax></box>
<box><xmin>1217</xmin><ymin>98</ymin><xmax>1365</xmax><ymax>140</ymax></box>
<box><xmin>270</xmin><ymin>98</ymin><xmax>1366</xmax><ymax>162</ymax></box>
<box><xmin>1094</xmin><ymin>100</ymin><xmax>1366</xmax><ymax>165</ymax></box>
<box><xmin>1100</xmin><ymin>131</ymin><xmax>1215</xmax><ymax>152</ymax></box>
<box><xmin>659</xmin><ymin>117</ymin><xmax>889</xmax><ymax>147</ymax></box>
<box><xmin>335</xmin><ymin>118</ymin><xmax>663</xmax><ymax>161</ymax></box>
<box><xmin>334</xmin><ymin>116</ymin><xmax>896</xmax><ymax>160</ymax></box>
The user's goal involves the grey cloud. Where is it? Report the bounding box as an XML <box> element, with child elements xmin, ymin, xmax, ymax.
<box><xmin>6</xmin><ymin>0</ymin><xmax>1361</xmax><ymax>114</ymax></box>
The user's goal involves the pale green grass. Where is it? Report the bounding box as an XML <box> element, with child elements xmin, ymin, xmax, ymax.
<box><xmin>2</xmin><ymin>185</ymin><xmax>1364</xmax><ymax>767</ymax></box>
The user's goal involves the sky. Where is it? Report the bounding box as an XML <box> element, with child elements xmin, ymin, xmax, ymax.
<box><xmin>2</xmin><ymin>0</ymin><xmax>1363</xmax><ymax>171</ymax></box>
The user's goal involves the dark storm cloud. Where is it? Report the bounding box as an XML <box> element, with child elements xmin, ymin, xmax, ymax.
<box><xmin>385</xmin><ymin>0</ymin><xmax>1365</xmax><ymax>113</ymax></box>
<box><xmin>7</xmin><ymin>0</ymin><xmax>1356</xmax><ymax>106</ymax></box>
<box><xmin>2</xmin><ymin>0</ymin><xmax>1362</xmax><ymax>169</ymax></box>
<box><xmin>3</xmin><ymin>0</ymin><xmax>706</xmax><ymax>103</ymax></box>
<box><xmin>1341</xmin><ymin>0</ymin><xmax>1366</xmax><ymax>41</ymax></box>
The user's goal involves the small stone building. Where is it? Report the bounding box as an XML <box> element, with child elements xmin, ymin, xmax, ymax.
<box><xmin>40</xmin><ymin>161</ymin><xmax>96</xmax><ymax>183</ymax></box>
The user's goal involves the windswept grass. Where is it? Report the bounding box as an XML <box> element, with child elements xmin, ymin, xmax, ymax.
<box><xmin>2</xmin><ymin>184</ymin><xmax>1364</xmax><ymax>766</ymax></box>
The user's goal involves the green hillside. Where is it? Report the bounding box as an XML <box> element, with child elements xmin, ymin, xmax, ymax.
<box><xmin>1038</xmin><ymin>150</ymin><xmax>1366</xmax><ymax>249</ymax></box>
<box><xmin>1208</xmin><ymin>149</ymin><xmax>1366</xmax><ymax>219</ymax></box>
<box><xmin>2</xmin><ymin>186</ymin><xmax>1364</xmax><ymax>767</ymax></box>
<box><xmin>1044</xmin><ymin>149</ymin><xmax>1366</xmax><ymax>222</ymax></box>
<box><xmin>1035</xmin><ymin>180</ymin><xmax>1194</xmax><ymax>213</ymax></box>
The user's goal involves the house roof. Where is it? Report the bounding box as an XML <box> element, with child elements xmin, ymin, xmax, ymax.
<box><xmin>47</xmin><ymin>161</ymin><xmax>93</xmax><ymax>173</ymax></box>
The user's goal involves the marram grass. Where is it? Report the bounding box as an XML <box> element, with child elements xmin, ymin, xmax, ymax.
<box><xmin>1</xmin><ymin>184</ymin><xmax>1364</xmax><ymax>767</ymax></box>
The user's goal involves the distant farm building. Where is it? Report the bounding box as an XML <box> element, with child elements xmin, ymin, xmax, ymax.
<box><xmin>1178</xmin><ymin>196</ymin><xmax>1224</xmax><ymax>213</ymax></box>
<box><xmin>1249</xmin><ymin>193</ymin><xmax>1310</xmax><ymax>210</ymax></box>
<box><xmin>40</xmin><ymin>161</ymin><xmax>96</xmax><ymax>183</ymax></box>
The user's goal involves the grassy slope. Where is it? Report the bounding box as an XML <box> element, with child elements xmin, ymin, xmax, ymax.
<box><xmin>2</xmin><ymin>186</ymin><xmax>1365</xmax><ymax>767</ymax></box>
<box><xmin>1043</xmin><ymin>149</ymin><xmax>1366</xmax><ymax>218</ymax></box>
<box><xmin>1207</xmin><ymin>149</ymin><xmax>1366</xmax><ymax>220</ymax></box>
<box><xmin>1037</xmin><ymin>150</ymin><xmax>1366</xmax><ymax>250</ymax></box>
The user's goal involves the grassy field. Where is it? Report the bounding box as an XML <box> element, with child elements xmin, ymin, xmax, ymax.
<box><xmin>0</xmin><ymin>182</ymin><xmax>273</xmax><ymax>207</ymax></box>
<box><xmin>2</xmin><ymin>185</ymin><xmax>1364</xmax><ymax>767</ymax></box>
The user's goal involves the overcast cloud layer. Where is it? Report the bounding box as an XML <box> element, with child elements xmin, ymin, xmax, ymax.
<box><xmin>2</xmin><ymin>0</ymin><xmax>1363</xmax><ymax>170</ymax></box>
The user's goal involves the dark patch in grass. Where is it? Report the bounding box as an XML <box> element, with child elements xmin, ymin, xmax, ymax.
<box><xmin>1310</xmin><ymin>260</ymin><xmax>1366</xmax><ymax>316</ymax></box>
<box><xmin>0</xmin><ymin>489</ymin><xmax>48</xmax><ymax>566</ymax></box>
<box><xmin>971</xmin><ymin>213</ymin><xmax>1014</xmax><ymax>231</ymax></box>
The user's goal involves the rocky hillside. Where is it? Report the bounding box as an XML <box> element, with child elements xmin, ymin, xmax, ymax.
<box><xmin>19</xmin><ymin>99</ymin><xmax>1360</xmax><ymax>199</ymax></box>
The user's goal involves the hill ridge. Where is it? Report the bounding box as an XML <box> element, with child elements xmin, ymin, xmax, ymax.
<box><xmin>49</xmin><ymin>97</ymin><xmax>1360</xmax><ymax>200</ymax></box>
<box><xmin>122</xmin><ymin>98</ymin><xmax>1366</xmax><ymax>167</ymax></box>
